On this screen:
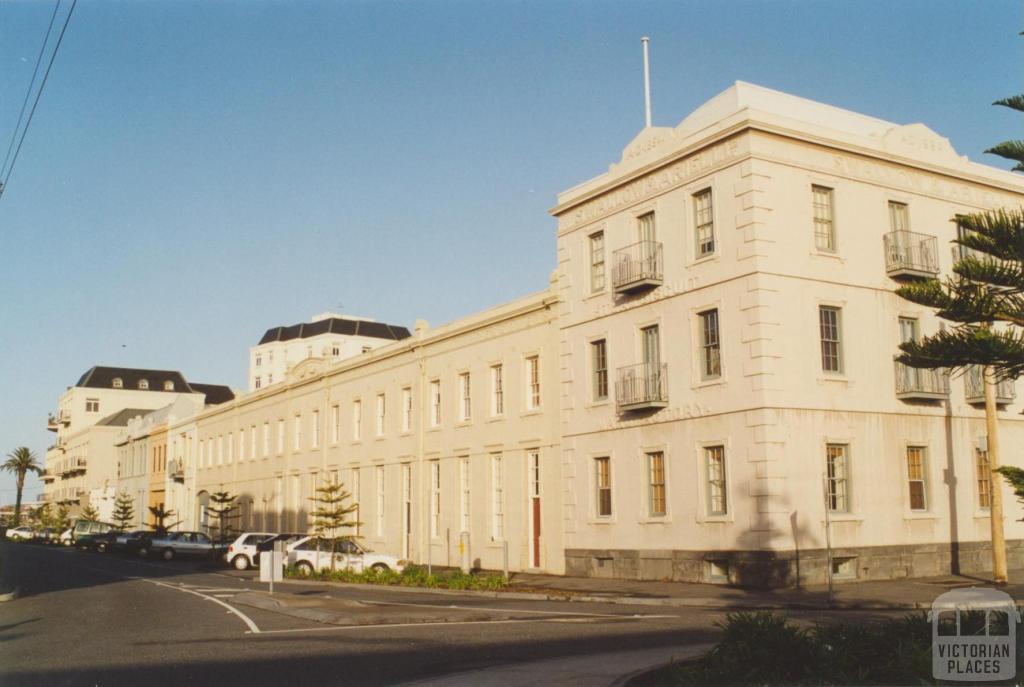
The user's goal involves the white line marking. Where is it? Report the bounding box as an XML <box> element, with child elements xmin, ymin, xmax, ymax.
<box><xmin>255</xmin><ymin>618</ymin><xmax>541</xmax><ymax>634</ymax></box>
<box><xmin>146</xmin><ymin>579</ymin><xmax>261</xmax><ymax>634</ymax></box>
<box><xmin>361</xmin><ymin>598</ymin><xmax>645</xmax><ymax>618</ymax></box>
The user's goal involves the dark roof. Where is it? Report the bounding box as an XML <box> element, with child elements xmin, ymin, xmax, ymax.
<box><xmin>188</xmin><ymin>383</ymin><xmax>235</xmax><ymax>406</ymax></box>
<box><xmin>76</xmin><ymin>366</ymin><xmax>189</xmax><ymax>392</ymax></box>
<box><xmin>97</xmin><ymin>408</ymin><xmax>152</xmax><ymax>427</ymax></box>
<box><xmin>257</xmin><ymin>318</ymin><xmax>411</xmax><ymax>345</ymax></box>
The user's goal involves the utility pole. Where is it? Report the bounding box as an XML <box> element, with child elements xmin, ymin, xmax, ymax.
<box><xmin>984</xmin><ymin>364</ymin><xmax>1008</xmax><ymax>584</ymax></box>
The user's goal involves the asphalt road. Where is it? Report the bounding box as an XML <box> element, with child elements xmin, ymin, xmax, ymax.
<box><xmin>0</xmin><ymin>540</ymin><xmax>891</xmax><ymax>686</ymax></box>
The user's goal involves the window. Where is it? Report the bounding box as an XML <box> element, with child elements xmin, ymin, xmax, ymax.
<box><xmin>589</xmin><ymin>231</ymin><xmax>606</xmax><ymax>292</ymax></box>
<box><xmin>268</xmin><ymin>350</ymin><xmax>274</xmax><ymax>363</ymax></box>
<box><xmin>311</xmin><ymin>409</ymin><xmax>320</xmax><ymax>448</ymax></box>
<box><xmin>255</xmin><ymin>353</ymin><xmax>262</xmax><ymax>367</ymax></box>
<box><xmin>163</xmin><ymin>380</ymin><xmax>174</xmax><ymax>391</ymax></box>
<box><xmin>430</xmin><ymin>461</ymin><xmax>441</xmax><ymax>538</ymax></box>
<box><xmin>293</xmin><ymin>414</ymin><xmax>302</xmax><ymax>450</ymax></box>
<box><xmin>706</xmin><ymin>445</ymin><xmax>727</xmax><ymax>515</ymax></box>
<box><xmin>591</xmin><ymin>340</ymin><xmax>608</xmax><ymax>401</ymax></box>
<box><xmin>331</xmin><ymin>343</ymin><xmax>340</xmax><ymax>357</ymax></box>
<box><xmin>401</xmin><ymin>387</ymin><xmax>412</xmax><ymax>432</ymax></box>
<box><xmin>331</xmin><ymin>405</ymin><xmax>340</xmax><ymax>444</ymax></box>
<box><xmin>819</xmin><ymin>306</ymin><xmax>843</xmax><ymax>373</ymax></box>
<box><xmin>262</xmin><ymin>422</ymin><xmax>270</xmax><ymax>457</ymax></box>
<box><xmin>375</xmin><ymin>394</ymin><xmax>386</xmax><ymax>436</ymax></box>
<box><xmin>647</xmin><ymin>451</ymin><xmax>666</xmax><ymax>517</ymax></box>
<box><xmin>826</xmin><ymin>444</ymin><xmax>849</xmax><ymax>513</ymax></box>
<box><xmin>976</xmin><ymin>446</ymin><xmax>992</xmax><ymax>509</ymax></box>
<box><xmin>85</xmin><ymin>398</ymin><xmax>99</xmax><ymax>413</ymax></box>
<box><xmin>112</xmin><ymin>377</ymin><xmax>123</xmax><ymax>389</ymax></box>
<box><xmin>812</xmin><ymin>185</ymin><xmax>835</xmax><ymax>251</ymax></box>
<box><xmin>306</xmin><ymin>345</ymin><xmax>313</xmax><ymax>359</ymax></box>
<box><xmin>459</xmin><ymin>457</ymin><xmax>470</xmax><ymax>533</ymax></box>
<box><xmin>352</xmin><ymin>400</ymin><xmax>362</xmax><ymax>440</ymax></box>
<box><xmin>595</xmin><ymin>457</ymin><xmax>612</xmax><ymax>517</ymax></box>
<box><xmin>699</xmin><ymin>309</ymin><xmax>721</xmax><ymax>380</ymax></box>
<box><xmin>139</xmin><ymin>379</ymin><xmax>150</xmax><ymax>390</ymax></box>
<box><xmin>239</xmin><ymin>428</ymin><xmax>246</xmax><ymax>462</ymax></box>
<box><xmin>491</xmin><ymin>365</ymin><xmax>504</xmax><ymax>415</ymax></box>
<box><xmin>694</xmin><ymin>188</ymin><xmax>715</xmax><ymax>257</ymax></box>
<box><xmin>226</xmin><ymin>433</ymin><xmax>234</xmax><ymax>464</ymax></box>
<box><xmin>250</xmin><ymin>425</ymin><xmax>256</xmax><ymax>458</ymax></box>
<box><xmin>526</xmin><ymin>356</ymin><xmax>541</xmax><ymax>410</ymax></box>
<box><xmin>430</xmin><ymin>380</ymin><xmax>441</xmax><ymax>427</ymax></box>
<box><xmin>268</xmin><ymin>374</ymin><xmax>273</xmax><ymax>385</ymax></box>
<box><xmin>276</xmin><ymin>419</ymin><xmax>285</xmax><ymax>454</ymax></box>
<box><xmin>637</xmin><ymin>211</ymin><xmax>656</xmax><ymax>243</ymax></box>
<box><xmin>375</xmin><ymin>466</ymin><xmax>385</xmax><ymax>536</ymax></box>
<box><xmin>459</xmin><ymin>372</ymin><xmax>471</xmax><ymax>421</ymax></box>
<box><xmin>255</xmin><ymin>376</ymin><xmax>262</xmax><ymax>390</ymax></box>
<box><xmin>907</xmin><ymin>446</ymin><xmax>927</xmax><ymax>511</ymax></box>
<box><xmin>491</xmin><ymin>454</ymin><xmax>504</xmax><ymax>539</ymax></box>
<box><xmin>217</xmin><ymin>435</ymin><xmax>224</xmax><ymax>465</ymax></box>
<box><xmin>888</xmin><ymin>200</ymin><xmax>909</xmax><ymax>232</ymax></box>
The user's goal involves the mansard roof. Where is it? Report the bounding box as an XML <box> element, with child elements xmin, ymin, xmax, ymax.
<box><xmin>257</xmin><ymin>317</ymin><xmax>412</xmax><ymax>345</ymax></box>
<box><xmin>76</xmin><ymin>366</ymin><xmax>190</xmax><ymax>392</ymax></box>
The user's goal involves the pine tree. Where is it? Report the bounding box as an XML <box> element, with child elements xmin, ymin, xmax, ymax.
<box><xmin>111</xmin><ymin>492</ymin><xmax>135</xmax><ymax>531</ymax></box>
<box><xmin>147</xmin><ymin>505</ymin><xmax>179</xmax><ymax>535</ymax></box>
<box><xmin>208</xmin><ymin>491</ymin><xmax>240</xmax><ymax>545</ymax></box>
<box><xmin>80</xmin><ymin>504</ymin><xmax>100</xmax><ymax>522</ymax></box>
<box><xmin>309</xmin><ymin>481</ymin><xmax>360</xmax><ymax>571</ymax></box>
<box><xmin>55</xmin><ymin>504</ymin><xmax>71</xmax><ymax>532</ymax></box>
<box><xmin>986</xmin><ymin>89</ymin><xmax>1024</xmax><ymax>171</ymax></box>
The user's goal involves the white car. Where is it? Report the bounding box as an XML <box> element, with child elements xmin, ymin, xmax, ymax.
<box><xmin>225</xmin><ymin>532</ymin><xmax>275</xmax><ymax>570</ymax></box>
<box><xmin>60</xmin><ymin>528</ymin><xmax>73</xmax><ymax>546</ymax></box>
<box><xmin>286</xmin><ymin>536</ymin><xmax>406</xmax><ymax>575</ymax></box>
<box><xmin>5</xmin><ymin>526</ymin><xmax>35</xmax><ymax>541</ymax></box>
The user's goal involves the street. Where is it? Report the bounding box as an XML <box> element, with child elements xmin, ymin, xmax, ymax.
<box><xmin>0</xmin><ymin>541</ymin><xmax>732</xmax><ymax>686</ymax></box>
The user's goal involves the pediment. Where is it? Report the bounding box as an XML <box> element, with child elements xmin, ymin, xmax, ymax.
<box><xmin>287</xmin><ymin>357</ymin><xmax>326</xmax><ymax>383</ymax></box>
<box><xmin>876</xmin><ymin>123</ymin><xmax>963</xmax><ymax>164</ymax></box>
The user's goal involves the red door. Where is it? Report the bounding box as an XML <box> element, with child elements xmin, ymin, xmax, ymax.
<box><xmin>532</xmin><ymin>497</ymin><xmax>541</xmax><ymax>568</ymax></box>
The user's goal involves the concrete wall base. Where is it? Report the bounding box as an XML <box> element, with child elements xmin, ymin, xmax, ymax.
<box><xmin>565</xmin><ymin>540</ymin><xmax>1024</xmax><ymax>589</ymax></box>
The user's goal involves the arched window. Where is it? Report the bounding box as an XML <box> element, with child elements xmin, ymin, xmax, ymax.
<box><xmin>112</xmin><ymin>377</ymin><xmax>123</xmax><ymax>389</ymax></box>
<box><xmin>139</xmin><ymin>379</ymin><xmax>149</xmax><ymax>390</ymax></box>
<box><xmin>163</xmin><ymin>380</ymin><xmax>174</xmax><ymax>391</ymax></box>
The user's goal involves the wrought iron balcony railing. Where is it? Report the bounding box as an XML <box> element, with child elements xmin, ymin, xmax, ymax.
<box><xmin>615</xmin><ymin>362</ymin><xmax>668</xmax><ymax>411</ymax></box>
<box><xmin>894</xmin><ymin>361</ymin><xmax>950</xmax><ymax>400</ymax></box>
<box><xmin>611</xmin><ymin>241</ymin><xmax>663</xmax><ymax>294</ymax></box>
<box><xmin>883</xmin><ymin>231</ymin><xmax>939</xmax><ymax>279</ymax></box>
<box><xmin>964</xmin><ymin>366</ymin><xmax>1016</xmax><ymax>405</ymax></box>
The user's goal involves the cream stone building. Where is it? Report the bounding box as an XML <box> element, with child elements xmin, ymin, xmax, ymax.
<box><xmin>552</xmin><ymin>82</ymin><xmax>1024</xmax><ymax>585</ymax></box>
<box><xmin>196</xmin><ymin>288</ymin><xmax>561</xmax><ymax>573</ymax></box>
<box><xmin>247</xmin><ymin>312</ymin><xmax>411</xmax><ymax>392</ymax></box>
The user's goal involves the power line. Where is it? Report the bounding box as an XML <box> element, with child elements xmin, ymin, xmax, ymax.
<box><xmin>0</xmin><ymin>0</ymin><xmax>77</xmax><ymax>200</ymax></box>
<box><xmin>0</xmin><ymin>0</ymin><xmax>61</xmax><ymax>181</ymax></box>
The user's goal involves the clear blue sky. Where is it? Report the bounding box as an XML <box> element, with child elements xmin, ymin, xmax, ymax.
<box><xmin>1</xmin><ymin>0</ymin><xmax>1020</xmax><ymax>505</ymax></box>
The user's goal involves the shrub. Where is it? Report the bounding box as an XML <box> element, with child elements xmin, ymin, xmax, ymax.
<box><xmin>284</xmin><ymin>562</ymin><xmax>507</xmax><ymax>591</ymax></box>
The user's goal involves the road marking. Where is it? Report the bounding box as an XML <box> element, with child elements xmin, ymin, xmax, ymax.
<box><xmin>254</xmin><ymin>618</ymin><xmax>543</xmax><ymax>634</ymax></box>
<box><xmin>145</xmin><ymin>579</ymin><xmax>261</xmax><ymax>634</ymax></box>
<box><xmin>360</xmin><ymin>598</ymin><xmax>654</xmax><ymax>618</ymax></box>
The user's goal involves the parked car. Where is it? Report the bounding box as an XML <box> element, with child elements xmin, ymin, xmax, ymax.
<box><xmin>112</xmin><ymin>530</ymin><xmax>150</xmax><ymax>555</ymax></box>
<box><xmin>254</xmin><ymin>532</ymin><xmax>305</xmax><ymax>566</ymax></box>
<box><xmin>225</xmin><ymin>532</ymin><xmax>275</xmax><ymax>570</ymax></box>
<box><xmin>79</xmin><ymin>530</ymin><xmax>119</xmax><ymax>553</ymax></box>
<box><xmin>71</xmin><ymin>519</ymin><xmax>117</xmax><ymax>545</ymax></box>
<box><xmin>59</xmin><ymin>528</ymin><xmax>73</xmax><ymax>546</ymax></box>
<box><xmin>287</xmin><ymin>536</ymin><xmax>406</xmax><ymax>575</ymax></box>
<box><xmin>141</xmin><ymin>531</ymin><xmax>226</xmax><ymax>561</ymax></box>
<box><xmin>5</xmin><ymin>526</ymin><xmax>35</xmax><ymax>542</ymax></box>
<box><xmin>33</xmin><ymin>528</ymin><xmax>60</xmax><ymax>545</ymax></box>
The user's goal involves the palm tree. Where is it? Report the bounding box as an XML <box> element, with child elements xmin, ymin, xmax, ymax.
<box><xmin>2</xmin><ymin>447</ymin><xmax>42</xmax><ymax>526</ymax></box>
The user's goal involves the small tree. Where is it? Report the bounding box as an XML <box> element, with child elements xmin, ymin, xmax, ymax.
<box><xmin>147</xmin><ymin>505</ymin><xmax>180</xmax><ymax>535</ymax></box>
<box><xmin>55</xmin><ymin>504</ymin><xmax>71</xmax><ymax>532</ymax></box>
<box><xmin>111</xmin><ymin>492</ymin><xmax>135</xmax><ymax>531</ymax></box>
<box><xmin>207</xmin><ymin>491</ymin><xmax>240</xmax><ymax>545</ymax></box>
<box><xmin>80</xmin><ymin>504</ymin><xmax>100</xmax><ymax>522</ymax></box>
<box><xmin>309</xmin><ymin>481</ymin><xmax>360</xmax><ymax>571</ymax></box>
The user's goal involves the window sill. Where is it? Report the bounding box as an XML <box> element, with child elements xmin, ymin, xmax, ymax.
<box><xmin>583</xmin><ymin>290</ymin><xmax>608</xmax><ymax>302</ymax></box>
<box><xmin>521</xmin><ymin>409</ymin><xmax>543</xmax><ymax>418</ymax></box>
<box><xmin>688</xmin><ymin>253</ymin><xmax>719</xmax><ymax>267</ymax></box>
<box><xmin>639</xmin><ymin>516</ymin><xmax>671</xmax><ymax>524</ymax></box>
<box><xmin>486</xmin><ymin>539</ymin><xmax>507</xmax><ymax>548</ymax></box>
<box><xmin>825</xmin><ymin>514</ymin><xmax>863</xmax><ymax>523</ymax></box>
<box><xmin>692</xmin><ymin>377</ymin><xmax>725</xmax><ymax>390</ymax></box>
<box><xmin>817</xmin><ymin>375</ymin><xmax>850</xmax><ymax>385</ymax></box>
<box><xmin>974</xmin><ymin>510</ymin><xmax>992</xmax><ymax>519</ymax></box>
<box><xmin>903</xmin><ymin>512</ymin><xmax>939</xmax><ymax>520</ymax></box>
<box><xmin>427</xmin><ymin>426</ymin><xmax>442</xmax><ymax>433</ymax></box>
<box><xmin>585</xmin><ymin>399</ymin><xmax>611</xmax><ymax>409</ymax></box>
<box><xmin>810</xmin><ymin>249</ymin><xmax>842</xmax><ymax>261</ymax></box>
<box><xmin>587</xmin><ymin>517</ymin><xmax>616</xmax><ymax>525</ymax></box>
<box><xmin>455</xmin><ymin>420</ymin><xmax>472</xmax><ymax>428</ymax></box>
<box><xmin>486</xmin><ymin>415</ymin><xmax>506</xmax><ymax>424</ymax></box>
<box><xmin>399</xmin><ymin>430</ymin><xmax>412</xmax><ymax>437</ymax></box>
<box><xmin>697</xmin><ymin>514</ymin><xmax>733</xmax><ymax>524</ymax></box>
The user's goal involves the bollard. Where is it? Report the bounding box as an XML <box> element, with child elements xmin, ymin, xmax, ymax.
<box><xmin>502</xmin><ymin>539</ymin><xmax>509</xmax><ymax>581</ymax></box>
<box><xmin>427</xmin><ymin>536</ymin><xmax>432</xmax><ymax>576</ymax></box>
<box><xmin>460</xmin><ymin>531</ymin><xmax>471</xmax><ymax>573</ymax></box>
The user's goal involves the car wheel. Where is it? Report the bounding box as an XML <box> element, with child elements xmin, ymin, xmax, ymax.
<box><xmin>10</xmin><ymin>535</ymin><xmax>20</xmax><ymax>542</ymax></box>
<box><xmin>97</xmin><ymin>542</ymin><xmax>108</xmax><ymax>553</ymax></box>
<box><xmin>161</xmin><ymin>548</ymin><xmax>175</xmax><ymax>561</ymax></box>
<box><xmin>295</xmin><ymin>561</ymin><xmax>314</xmax><ymax>576</ymax></box>
<box><xmin>137</xmin><ymin>546</ymin><xmax>148</xmax><ymax>558</ymax></box>
<box><xmin>371</xmin><ymin>563</ymin><xmax>390</xmax><ymax>573</ymax></box>
<box><xmin>232</xmin><ymin>555</ymin><xmax>250</xmax><ymax>571</ymax></box>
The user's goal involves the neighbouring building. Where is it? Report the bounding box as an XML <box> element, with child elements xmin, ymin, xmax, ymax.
<box><xmin>248</xmin><ymin>312</ymin><xmax>412</xmax><ymax>392</ymax></box>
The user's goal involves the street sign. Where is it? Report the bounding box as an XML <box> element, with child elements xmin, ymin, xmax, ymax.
<box><xmin>260</xmin><ymin>540</ymin><xmax>284</xmax><ymax>593</ymax></box>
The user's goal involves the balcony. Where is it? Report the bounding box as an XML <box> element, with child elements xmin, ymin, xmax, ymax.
<box><xmin>68</xmin><ymin>457</ymin><xmax>87</xmax><ymax>474</ymax></box>
<box><xmin>40</xmin><ymin>470</ymin><xmax>55</xmax><ymax>483</ymax></box>
<box><xmin>168</xmin><ymin>459</ymin><xmax>185</xmax><ymax>482</ymax></box>
<box><xmin>964</xmin><ymin>366</ymin><xmax>1016</xmax><ymax>406</ymax></box>
<box><xmin>894</xmin><ymin>361</ymin><xmax>950</xmax><ymax>400</ymax></box>
<box><xmin>47</xmin><ymin>413</ymin><xmax>59</xmax><ymax>432</ymax></box>
<box><xmin>883</xmin><ymin>231</ymin><xmax>939</xmax><ymax>279</ymax></box>
<box><xmin>615</xmin><ymin>362</ymin><xmax>668</xmax><ymax>411</ymax></box>
<box><xmin>612</xmin><ymin>241</ymin><xmax>663</xmax><ymax>294</ymax></box>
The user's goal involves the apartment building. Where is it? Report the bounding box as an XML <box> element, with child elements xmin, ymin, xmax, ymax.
<box><xmin>196</xmin><ymin>288</ymin><xmax>562</xmax><ymax>573</ymax></box>
<box><xmin>44</xmin><ymin>366</ymin><xmax>233</xmax><ymax>518</ymax></box>
<box><xmin>552</xmin><ymin>82</ymin><xmax>1024</xmax><ymax>585</ymax></box>
<box><xmin>248</xmin><ymin>312</ymin><xmax>412</xmax><ymax>392</ymax></box>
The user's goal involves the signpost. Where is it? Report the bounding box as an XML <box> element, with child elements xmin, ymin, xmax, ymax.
<box><xmin>260</xmin><ymin>540</ymin><xmax>284</xmax><ymax>594</ymax></box>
